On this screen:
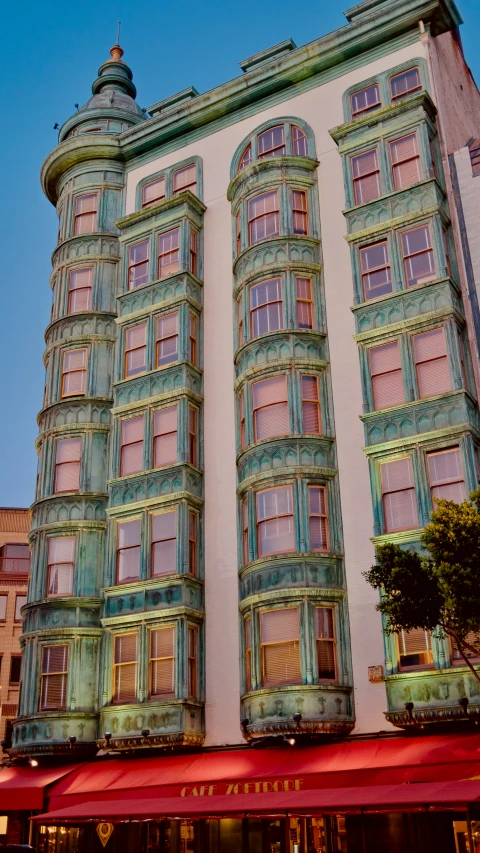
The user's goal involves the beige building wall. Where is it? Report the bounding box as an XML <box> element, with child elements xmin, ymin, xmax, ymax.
<box><xmin>0</xmin><ymin>509</ymin><xmax>30</xmax><ymax>760</ymax></box>
<box><xmin>125</xmin><ymin>38</ymin><xmax>427</xmax><ymax>743</ymax></box>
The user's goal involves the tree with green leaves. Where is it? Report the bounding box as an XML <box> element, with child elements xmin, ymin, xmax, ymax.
<box><xmin>364</xmin><ymin>488</ymin><xmax>480</xmax><ymax>685</ymax></box>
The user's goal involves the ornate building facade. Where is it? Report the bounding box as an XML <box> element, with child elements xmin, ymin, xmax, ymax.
<box><xmin>5</xmin><ymin>0</ymin><xmax>480</xmax><ymax>850</ymax></box>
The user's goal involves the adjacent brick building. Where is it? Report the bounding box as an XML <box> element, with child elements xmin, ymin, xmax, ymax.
<box><xmin>0</xmin><ymin>508</ymin><xmax>30</xmax><ymax>759</ymax></box>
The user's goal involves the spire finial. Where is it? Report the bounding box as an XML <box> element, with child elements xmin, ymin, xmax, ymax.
<box><xmin>116</xmin><ymin>21</ymin><xmax>121</xmax><ymax>45</ymax></box>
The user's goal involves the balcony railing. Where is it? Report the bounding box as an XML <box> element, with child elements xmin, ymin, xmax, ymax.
<box><xmin>0</xmin><ymin>557</ymin><xmax>30</xmax><ymax>574</ymax></box>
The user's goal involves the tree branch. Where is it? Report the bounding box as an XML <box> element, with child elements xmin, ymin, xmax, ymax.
<box><xmin>445</xmin><ymin>627</ymin><xmax>480</xmax><ymax>685</ymax></box>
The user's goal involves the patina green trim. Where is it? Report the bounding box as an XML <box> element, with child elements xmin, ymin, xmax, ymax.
<box><xmin>116</xmin><ymin>189</ymin><xmax>206</xmax><ymax>231</ymax></box>
<box><xmin>134</xmin><ymin>155</ymin><xmax>204</xmax><ymax>208</ymax></box>
<box><xmin>337</xmin><ymin>58</ymin><xmax>431</xmax><ymax>127</ymax></box>
<box><xmin>364</xmin><ymin>422</ymin><xmax>480</xmax><ymax>457</ymax></box>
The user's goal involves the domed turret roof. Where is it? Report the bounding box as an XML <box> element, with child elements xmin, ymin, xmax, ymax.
<box><xmin>59</xmin><ymin>45</ymin><xmax>145</xmax><ymax>141</ymax></box>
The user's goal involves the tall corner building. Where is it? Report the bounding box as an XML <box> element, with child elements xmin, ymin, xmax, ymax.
<box><xmin>7</xmin><ymin>0</ymin><xmax>480</xmax><ymax>849</ymax></box>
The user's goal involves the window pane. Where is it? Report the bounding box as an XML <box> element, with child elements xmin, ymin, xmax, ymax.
<box><xmin>143</xmin><ymin>177</ymin><xmax>165</xmax><ymax>206</ymax></box>
<box><xmin>261</xmin><ymin>607</ymin><xmax>299</xmax><ymax>642</ymax></box>
<box><xmin>360</xmin><ymin>242</ymin><xmax>392</xmax><ymax>300</ymax></box>
<box><xmin>239</xmin><ymin>144</ymin><xmax>252</xmax><ymax>171</ymax></box>
<box><xmin>152</xmin><ymin>510</ymin><xmax>176</xmax><ymax>576</ymax></box>
<box><xmin>428</xmin><ymin>448</ymin><xmax>467</xmax><ymax>504</ymax></box>
<box><xmin>14</xmin><ymin>595</ymin><xmax>26</xmax><ymax>621</ymax></box>
<box><xmin>391</xmin><ymin>68</ymin><xmax>421</xmax><ymax>99</ymax></box>
<box><xmin>258</xmin><ymin>126</ymin><xmax>285</xmax><ymax>158</ymax></box>
<box><xmin>382</xmin><ymin>457</ymin><xmax>419</xmax><ymax>532</ymax></box>
<box><xmin>0</xmin><ymin>595</ymin><xmax>7</xmax><ymax>620</ymax></box>
<box><xmin>128</xmin><ymin>240</ymin><xmax>149</xmax><ymax>289</ymax></box>
<box><xmin>253</xmin><ymin>375</ymin><xmax>289</xmax><ymax>439</ymax></box>
<box><xmin>292</xmin><ymin>126</ymin><xmax>308</xmax><ymax>156</ymax></box>
<box><xmin>351</xmin><ymin>84</ymin><xmax>381</xmax><ymax>116</ymax></box>
<box><xmin>352</xmin><ymin>150</ymin><xmax>381</xmax><ymax>204</ymax></box>
<box><xmin>248</xmin><ymin>191</ymin><xmax>279</xmax><ymax>245</ymax></box>
<box><xmin>370</xmin><ymin>341</ymin><xmax>405</xmax><ymax>410</ymax></box>
<box><xmin>413</xmin><ymin>328</ymin><xmax>451</xmax><ymax>397</ymax></box>
<box><xmin>173</xmin><ymin>164</ymin><xmax>196</xmax><ymax>194</ymax></box>
<box><xmin>398</xmin><ymin>628</ymin><xmax>432</xmax><ymax>669</ymax></box>
<box><xmin>250</xmin><ymin>278</ymin><xmax>283</xmax><ymax>337</ymax></box>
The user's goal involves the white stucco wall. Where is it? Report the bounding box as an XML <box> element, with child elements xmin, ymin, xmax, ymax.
<box><xmin>125</xmin><ymin>38</ymin><xmax>427</xmax><ymax>744</ymax></box>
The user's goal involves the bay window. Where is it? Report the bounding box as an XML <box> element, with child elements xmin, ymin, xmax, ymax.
<box><xmin>390</xmin><ymin>67</ymin><xmax>421</xmax><ymax>100</ymax></box>
<box><xmin>296</xmin><ymin>277</ymin><xmax>313</xmax><ymax>329</ymax></box>
<box><xmin>244</xmin><ymin>615</ymin><xmax>252</xmax><ymax>692</ymax></box>
<box><xmin>397</xmin><ymin>628</ymin><xmax>432</xmax><ymax>670</ymax></box>
<box><xmin>352</xmin><ymin>149</ymin><xmax>381</xmax><ymax>204</ymax></box>
<box><xmin>301</xmin><ymin>375</ymin><xmax>321</xmax><ymax>434</ymax></box>
<box><xmin>142</xmin><ymin>176</ymin><xmax>165</xmax><ymax>207</ymax></box>
<box><xmin>150</xmin><ymin>627</ymin><xmax>175</xmax><ymax>697</ymax></box>
<box><xmin>173</xmin><ymin>163</ymin><xmax>196</xmax><ymax>195</ymax></box>
<box><xmin>188</xmin><ymin>511</ymin><xmax>197</xmax><ymax>576</ymax></box>
<box><xmin>292</xmin><ymin>126</ymin><xmax>308</xmax><ymax>156</ymax></box>
<box><xmin>188</xmin><ymin>626</ymin><xmax>197</xmax><ymax>698</ymax></box>
<box><xmin>351</xmin><ymin>83</ymin><xmax>381</xmax><ymax>117</ymax></box>
<box><xmin>401</xmin><ymin>224</ymin><xmax>436</xmax><ymax>287</ymax></box>
<box><xmin>151</xmin><ymin>510</ymin><xmax>177</xmax><ymax>576</ymax></box>
<box><xmin>158</xmin><ymin>229</ymin><xmax>180</xmax><ymax>279</ymax></box>
<box><xmin>258</xmin><ymin>126</ymin><xmax>285</xmax><ymax>159</ymax></box>
<box><xmin>68</xmin><ymin>267</ymin><xmax>92</xmax><ymax>313</ymax></box>
<box><xmin>413</xmin><ymin>327</ymin><xmax>451</xmax><ymax>398</ymax></box>
<box><xmin>61</xmin><ymin>349</ymin><xmax>86</xmax><ymax>397</ymax></box>
<box><xmin>250</xmin><ymin>278</ymin><xmax>283</xmax><ymax>337</ymax></box>
<box><xmin>315</xmin><ymin>607</ymin><xmax>336</xmax><ymax>680</ymax></box>
<box><xmin>120</xmin><ymin>416</ymin><xmax>144</xmax><ymax>476</ymax></box>
<box><xmin>390</xmin><ymin>133</ymin><xmax>421</xmax><ymax>190</ymax></box>
<box><xmin>427</xmin><ymin>447</ymin><xmax>467</xmax><ymax>505</ymax></box>
<box><xmin>128</xmin><ymin>240</ymin><xmax>149</xmax><ymax>289</ymax></box>
<box><xmin>113</xmin><ymin>633</ymin><xmax>137</xmax><ymax>703</ymax></box>
<box><xmin>40</xmin><ymin>645</ymin><xmax>68</xmax><ymax>710</ymax></box>
<box><xmin>369</xmin><ymin>340</ymin><xmax>405</xmax><ymax>410</ymax></box>
<box><xmin>381</xmin><ymin>456</ymin><xmax>419</xmax><ymax>532</ymax></box>
<box><xmin>153</xmin><ymin>406</ymin><xmax>178</xmax><ymax>467</ymax></box>
<box><xmin>248</xmin><ymin>191</ymin><xmax>279</xmax><ymax>245</ymax></box>
<box><xmin>156</xmin><ymin>312</ymin><xmax>178</xmax><ymax>367</ymax></box>
<box><xmin>308</xmin><ymin>486</ymin><xmax>329</xmax><ymax>551</ymax></box>
<box><xmin>116</xmin><ymin>518</ymin><xmax>141</xmax><ymax>583</ymax></box>
<box><xmin>253</xmin><ymin>375</ymin><xmax>289</xmax><ymax>440</ymax></box>
<box><xmin>74</xmin><ymin>193</ymin><xmax>97</xmax><ymax>235</ymax></box>
<box><xmin>260</xmin><ymin>607</ymin><xmax>301</xmax><ymax>687</ymax></box>
<box><xmin>360</xmin><ymin>241</ymin><xmax>392</xmax><ymax>301</ymax></box>
<box><xmin>256</xmin><ymin>486</ymin><xmax>295</xmax><ymax>556</ymax></box>
<box><xmin>291</xmin><ymin>190</ymin><xmax>308</xmax><ymax>235</ymax></box>
<box><xmin>54</xmin><ymin>438</ymin><xmax>81</xmax><ymax>493</ymax></box>
<box><xmin>47</xmin><ymin>537</ymin><xmax>75</xmax><ymax>597</ymax></box>
<box><xmin>124</xmin><ymin>323</ymin><xmax>147</xmax><ymax>378</ymax></box>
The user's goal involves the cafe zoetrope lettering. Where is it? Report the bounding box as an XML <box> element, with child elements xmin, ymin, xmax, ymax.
<box><xmin>180</xmin><ymin>778</ymin><xmax>303</xmax><ymax>797</ymax></box>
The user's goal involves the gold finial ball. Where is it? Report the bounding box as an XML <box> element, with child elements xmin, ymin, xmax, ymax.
<box><xmin>108</xmin><ymin>44</ymin><xmax>124</xmax><ymax>63</ymax></box>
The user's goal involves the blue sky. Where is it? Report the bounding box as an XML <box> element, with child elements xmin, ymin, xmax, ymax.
<box><xmin>0</xmin><ymin>0</ymin><xmax>479</xmax><ymax>507</ymax></box>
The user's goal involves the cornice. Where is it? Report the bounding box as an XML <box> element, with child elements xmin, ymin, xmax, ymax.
<box><xmin>115</xmin><ymin>190</ymin><xmax>206</xmax><ymax>232</ymax></box>
<box><xmin>41</xmin><ymin>136</ymin><xmax>124</xmax><ymax>205</ymax></box>
<box><xmin>112</xmin><ymin>0</ymin><xmax>458</xmax><ymax>163</ymax></box>
<box><xmin>330</xmin><ymin>91</ymin><xmax>437</xmax><ymax>145</ymax></box>
<box><xmin>237</xmin><ymin>464</ymin><xmax>338</xmax><ymax>496</ymax></box>
<box><xmin>363</xmin><ymin>420</ymin><xmax>479</xmax><ymax>457</ymax></box>
<box><xmin>227</xmin><ymin>155</ymin><xmax>318</xmax><ymax>204</ymax></box>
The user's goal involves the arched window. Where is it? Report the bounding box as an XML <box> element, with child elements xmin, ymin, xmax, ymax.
<box><xmin>235</xmin><ymin>119</ymin><xmax>314</xmax><ymax>174</ymax></box>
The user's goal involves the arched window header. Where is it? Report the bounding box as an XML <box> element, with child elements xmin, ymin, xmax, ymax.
<box><xmin>231</xmin><ymin>118</ymin><xmax>316</xmax><ymax>178</ymax></box>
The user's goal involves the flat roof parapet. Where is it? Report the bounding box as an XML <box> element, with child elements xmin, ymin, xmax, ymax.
<box><xmin>239</xmin><ymin>38</ymin><xmax>297</xmax><ymax>73</ymax></box>
<box><xmin>147</xmin><ymin>86</ymin><xmax>200</xmax><ymax>118</ymax></box>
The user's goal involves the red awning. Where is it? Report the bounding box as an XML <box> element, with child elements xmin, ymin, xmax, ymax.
<box><xmin>34</xmin><ymin>779</ymin><xmax>480</xmax><ymax>822</ymax></box>
<box><xmin>0</xmin><ymin>764</ymin><xmax>80</xmax><ymax>811</ymax></box>
<box><xmin>43</xmin><ymin>731</ymin><xmax>480</xmax><ymax>814</ymax></box>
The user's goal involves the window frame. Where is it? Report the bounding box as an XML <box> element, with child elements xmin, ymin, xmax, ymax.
<box><xmin>308</xmin><ymin>485</ymin><xmax>329</xmax><ymax>552</ymax></box>
<box><xmin>156</xmin><ymin>311</ymin><xmax>179</xmax><ymax>368</ymax></box>
<box><xmin>315</xmin><ymin>606</ymin><xmax>337</xmax><ymax>682</ymax></box>
<box><xmin>61</xmin><ymin>348</ymin><xmax>87</xmax><ymax>398</ymax></box>
<box><xmin>47</xmin><ymin>535</ymin><xmax>75</xmax><ymax>598</ymax></box>
<box><xmin>73</xmin><ymin>193</ymin><xmax>98</xmax><ymax>236</ymax></box>
<box><xmin>68</xmin><ymin>267</ymin><xmax>93</xmax><ymax>313</ymax></box>
<box><xmin>244</xmin><ymin>614</ymin><xmax>252</xmax><ymax>692</ymax></box>
<box><xmin>116</xmin><ymin>517</ymin><xmax>142</xmax><ymax>584</ymax></box>
<box><xmin>252</xmin><ymin>374</ymin><xmax>289</xmax><ymax>442</ymax></box>
<box><xmin>149</xmin><ymin>625</ymin><xmax>175</xmax><ymax>699</ymax></box>
<box><xmin>157</xmin><ymin>227</ymin><xmax>180</xmax><ymax>280</ymax></box>
<box><xmin>260</xmin><ymin>606</ymin><xmax>302</xmax><ymax>688</ymax></box>
<box><xmin>248</xmin><ymin>190</ymin><xmax>280</xmax><ymax>246</ymax></box>
<box><xmin>390</xmin><ymin>66</ymin><xmax>422</xmax><ymax>101</ymax></box>
<box><xmin>188</xmin><ymin>625</ymin><xmax>197</xmax><ymax>698</ymax></box>
<box><xmin>142</xmin><ymin>176</ymin><xmax>166</xmax><ymax>208</ymax></box>
<box><xmin>40</xmin><ymin>645</ymin><xmax>68</xmax><ymax>710</ymax></box>
<box><xmin>188</xmin><ymin>510</ymin><xmax>197</xmax><ymax>577</ymax></box>
<box><xmin>351</xmin><ymin>148</ymin><xmax>382</xmax><ymax>206</ymax></box>
<box><xmin>249</xmin><ymin>277</ymin><xmax>284</xmax><ymax>339</ymax></box>
<box><xmin>256</xmin><ymin>484</ymin><xmax>295</xmax><ymax>557</ymax></box>
<box><xmin>295</xmin><ymin>276</ymin><xmax>314</xmax><ymax>330</ymax></box>
<box><xmin>351</xmin><ymin>83</ymin><xmax>382</xmax><ymax>118</ymax></box>
<box><xmin>54</xmin><ymin>437</ymin><xmax>81</xmax><ymax>494</ymax></box>
<box><xmin>124</xmin><ymin>322</ymin><xmax>147</xmax><ymax>379</ymax></box>
<box><xmin>150</xmin><ymin>509</ymin><xmax>177</xmax><ymax>578</ymax></box>
<box><xmin>14</xmin><ymin>595</ymin><xmax>26</xmax><ymax>623</ymax></box>
<box><xmin>380</xmin><ymin>455</ymin><xmax>419</xmax><ymax>534</ymax></box>
<box><xmin>128</xmin><ymin>239</ymin><xmax>150</xmax><ymax>290</ymax></box>
<box><xmin>301</xmin><ymin>374</ymin><xmax>322</xmax><ymax>435</ymax></box>
<box><xmin>153</xmin><ymin>404</ymin><xmax>178</xmax><ymax>468</ymax></box>
<box><xmin>400</xmin><ymin>223</ymin><xmax>436</xmax><ymax>288</ymax></box>
<box><xmin>426</xmin><ymin>446</ymin><xmax>467</xmax><ymax>507</ymax></box>
<box><xmin>113</xmin><ymin>632</ymin><xmax>138</xmax><ymax>704</ymax></box>
<box><xmin>10</xmin><ymin>654</ymin><xmax>22</xmax><ymax>686</ymax></box>
<box><xmin>120</xmin><ymin>415</ymin><xmax>145</xmax><ymax>477</ymax></box>
<box><xmin>359</xmin><ymin>239</ymin><xmax>393</xmax><ymax>302</ymax></box>
<box><xmin>389</xmin><ymin>132</ymin><xmax>422</xmax><ymax>192</ymax></box>
<box><xmin>291</xmin><ymin>188</ymin><xmax>309</xmax><ymax>236</ymax></box>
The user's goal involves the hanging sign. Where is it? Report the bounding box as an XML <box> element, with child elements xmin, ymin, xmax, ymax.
<box><xmin>96</xmin><ymin>822</ymin><xmax>114</xmax><ymax>847</ymax></box>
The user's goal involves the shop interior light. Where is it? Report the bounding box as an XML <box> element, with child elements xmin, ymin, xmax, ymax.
<box><xmin>29</xmin><ymin>758</ymin><xmax>39</xmax><ymax>767</ymax></box>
